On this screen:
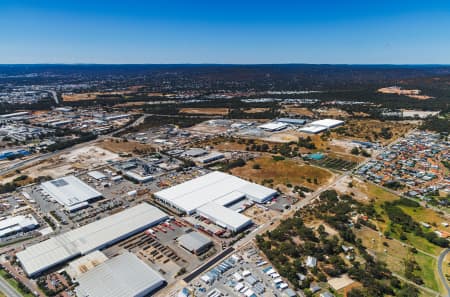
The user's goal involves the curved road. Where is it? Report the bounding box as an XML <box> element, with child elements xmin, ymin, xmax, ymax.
<box><xmin>438</xmin><ymin>248</ymin><xmax>450</xmax><ymax>297</ymax></box>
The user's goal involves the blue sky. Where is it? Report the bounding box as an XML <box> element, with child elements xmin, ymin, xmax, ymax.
<box><xmin>1</xmin><ymin>0</ymin><xmax>450</xmax><ymax>64</ymax></box>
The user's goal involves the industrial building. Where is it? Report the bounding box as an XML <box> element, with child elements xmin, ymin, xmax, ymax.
<box><xmin>276</xmin><ymin>118</ymin><xmax>306</xmax><ymax>126</ymax></box>
<box><xmin>196</xmin><ymin>152</ymin><xmax>225</xmax><ymax>164</ymax></box>
<box><xmin>87</xmin><ymin>171</ymin><xmax>107</xmax><ymax>180</ymax></box>
<box><xmin>155</xmin><ymin>171</ymin><xmax>277</xmax><ymax>214</ymax></box>
<box><xmin>177</xmin><ymin>231</ymin><xmax>213</xmax><ymax>255</ymax></box>
<box><xmin>0</xmin><ymin>214</ymin><xmax>39</xmax><ymax>238</ymax></box>
<box><xmin>258</xmin><ymin>122</ymin><xmax>288</xmax><ymax>132</ymax></box>
<box><xmin>16</xmin><ymin>203</ymin><xmax>168</xmax><ymax>277</ymax></box>
<box><xmin>40</xmin><ymin>175</ymin><xmax>103</xmax><ymax>212</ymax></box>
<box><xmin>299</xmin><ymin>118</ymin><xmax>345</xmax><ymax>134</ymax></box>
<box><xmin>75</xmin><ymin>252</ymin><xmax>166</xmax><ymax>297</ymax></box>
<box><xmin>155</xmin><ymin>171</ymin><xmax>276</xmax><ymax>232</ymax></box>
<box><xmin>197</xmin><ymin>202</ymin><xmax>253</xmax><ymax>232</ymax></box>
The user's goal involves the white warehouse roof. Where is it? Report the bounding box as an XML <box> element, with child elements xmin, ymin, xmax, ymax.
<box><xmin>40</xmin><ymin>175</ymin><xmax>102</xmax><ymax>211</ymax></box>
<box><xmin>258</xmin><ymin>122</ymin><xmax>288</xmax><ymax>131</ymax></box>
<box><xmin>299</xmin><ymin>125</ymin><xmax>328</xmax><ymax>134</ymax></box>
<box><xmin>197</xmin><ymin>202</ymin><xmax>252</xmax><ymax>232</ymax></box>
<box><xmin>309</xmin><ymin>119</ymin><xmax>344</xmax><ymax>128</ymax></box>
<box><xmin>75</xmin><ymin>252</ymin><xmax>165</xmax><ymax>297</ymax></box>
<box><xmin>0</xmin><ymin>215</ymin><xmax>39</xmax><ymax>238</ymax></box>
<box><xmin>154</xmin><ymin>171</ymin><xmax>277</xmax><ymax>214</ymax></box>
<box><xmin>16</xmin><ymin>203</ymin><xmax>168</xmax><ymax>277</ymax></box>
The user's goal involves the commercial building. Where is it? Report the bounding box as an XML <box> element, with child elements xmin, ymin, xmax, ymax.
<box><xmin>154</xmin><ymin>171</ymin><xmax>277</xmax><ymax>214</ymax></box>
<box><xmin>75</xmin><ymin>252</ymin><xmax>166</xmax><ymax>297</ymax></box>
<box><xmin>0</xmin><ymin>215</ymin><xmax>39</xmax><ymax>238</ymax></box>
<box><xmin>177</xmin><ymin>231</ymin><xmax>213</xmax><ymax>255</ymax></box>
<box><xmin>40</xmin><ymin>175</ymin><xmax>102</xmax><ymax>212</ymax></box>
<box><xmin>16</xmin><ymin>203</ymin><xmax>168</xmax><ymax>277</ymax></box>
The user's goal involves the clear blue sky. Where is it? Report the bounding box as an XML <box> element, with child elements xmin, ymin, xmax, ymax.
<box><xmin>1</xmin><ymin>0</ymin><xmax>450</xmax><ymax>64</ymax></box>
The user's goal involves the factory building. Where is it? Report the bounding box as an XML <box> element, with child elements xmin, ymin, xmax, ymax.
<box><xmin>276</xmin><ymin>118</ymin><xmax>306</xmax><ymax>126</ymax></box>
<box><xmin>258</xmin><ymin>122</ymin><xmax>288</xmax><ymax>132</ymax></box>
<box><xmin>154</xmin><ymin>171</ymin><xmax>276</xmax><ymax>232</ymax></box>
<box><xmin>0</xmin><ymin>214</ymin><xmax>39</xmax><ymax>238</ymax></box>
<box><xmin>299</xmin><ymin>118</ymin><xmax>344</xmax><ymax>134</ymax></box>
<box><xmin>40</xmin><ymin>175</ymin><xmax>102</xmax><ymax>212</ymax></box>
<box><xmin>154</xmin><ymin>171</ymin><xmax>277</xmax><ymax>214</ymax></box>
<box><xmin>16</xmin><ymin>203</ymin><xmax>168</xmax><ymax>277</ymax></box>
<box><xmin>196</xmin><ymin>202</ymin><xmax>253</xmax><ymax>233</ymax></box>
<box><xmin>177</xmin><ymin>231</ymin><xmax>213</xmax><ymax>255</ymax></box>
<box><xmin>75</xmin><ymin>252</ymin><xmax>166</xmax><ymax>297</ymax></box>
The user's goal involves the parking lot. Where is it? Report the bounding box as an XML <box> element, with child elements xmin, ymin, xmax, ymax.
<box><xmin>190</xmin><ymin>244</ymin><xmax>298</xmax><ymax>297</ymax></box>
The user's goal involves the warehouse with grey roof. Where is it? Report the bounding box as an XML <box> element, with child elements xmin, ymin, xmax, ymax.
<box><xmin>16</xmin><ymin>203</ymin><xmax>168</xmax><ymax>277</ymax></box>
<box><xmin>75</xmin><ymin>252</ymin><xmax>166</xmax><ymax>297</ymax></box>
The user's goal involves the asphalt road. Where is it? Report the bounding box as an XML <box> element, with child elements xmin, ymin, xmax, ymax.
<box><xmin>0</xmin><ymin>276</ymin><xmax>22</xmax><ymax>297</ymax></box>
<box><xmin>438</xmin><ymin>248</ymin><xmax>450</xmax><ymax>297</ymax></box>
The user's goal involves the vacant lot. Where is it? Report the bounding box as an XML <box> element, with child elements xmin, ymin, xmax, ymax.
<box><xmin>332</xmin><ymin>119</ymin><xmax>415</xmax><ymax>144</ymax></box>
<box><xmin>281</xmin><ymin>106</ymin><xmax>315</xmax><ymax>117</ymax></box>
<box><xmin>378</xmin><ymin>86</ymin><xmax>433</xmax><ymax>100</ymax></box>
<box><xmin>231</xmin><ymin>156</ymin><xmax>334</xmax><ymax>192</ymax></box>
<box><xmin>98</xmin><ymin>139</ymin><xmax>155</xmax><ymax>154</ymax></box>
<box><xmin>354</xmin><ymin>226</ymin><xmax>441</xmax><ymax>294</ymax></box>
<box><xmin>243</xmin><ymin>107</ymin><xmax>271</xmax><ymax>113</ymax></box>
<box><xmin>179</xmin><ymin>107</ymin><xmax>229</xmax><ymax>115</ymax></box>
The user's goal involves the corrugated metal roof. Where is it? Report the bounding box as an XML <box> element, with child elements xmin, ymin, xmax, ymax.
<box><xmin>154</xmin><ymin>171</ymin><xmax>276</xmax><ymax>214</ymax></box>
<box><xmin>40</xmin><ymin>175</ymin><xmax>102</xmax><ymax>208</ymax></box>
<box><xmin>17</xmin><ymin>203</ymin><xmax>167</xmax><ymax>276</ymax></box>
<box><xmin>76</xmin><ymin>252</ymin><xmax>165</xmax><ymax>297</ymax></box>
<box><xmin>177</xmin><ymin>232</ymin><xmax>212</xmax><ymax>252</ymax></box>
<box><xmin>196</xmin><ymin>202</ymin><xmax>252</xmax><ymax>232</ymax></box>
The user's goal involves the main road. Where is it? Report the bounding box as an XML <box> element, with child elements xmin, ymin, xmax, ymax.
<box><xmin>0</xmin><ymin>276</ymin><xmax>22</xmax><ymax>297</ymax></box>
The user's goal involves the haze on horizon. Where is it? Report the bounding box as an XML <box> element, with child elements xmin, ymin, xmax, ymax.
<box><xmin>1</xmin><ymin>0</ymin><xmax>450</xmax><ymax>64</ymax></box>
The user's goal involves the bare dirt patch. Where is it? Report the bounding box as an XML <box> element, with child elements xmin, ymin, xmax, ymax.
<box><xmin>378</xmin><ymin>86</ymin><xmax>433</xmax><ymax>100</ymax></box>
<box><xmin>97</xmin><ymin>139</ymin><xmax>155</xmax><ymax>154</ymax></box>
<box><xmin>179</xmin><ymin>108</ymin><xmax>229</xmax><ymax>115</ymax></box>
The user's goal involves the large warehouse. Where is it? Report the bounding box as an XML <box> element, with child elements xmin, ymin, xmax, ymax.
<box><xmin>177</xmin><ymin>231</ymin><xmax>213</xmax><ymax>255</ymax></box>
<box><xmin>16</xmin><ymin>203</ymin><xmax>168</xmax><ymax>277</ymax></box>
<box><xmin>40</xmin><ymin>175</ymin><xmax>102</xmax><ymax>211</ymax></box>
<box><xmin>0</xmin><ymin>214</ymin><xmax>39</xmax><ymax>238</ymax></box>
<box><xmin>154</xmin><ymin>171</ymin><xmax>276</xmax><ymax>232</ymax></box>
<box><xmin>154</xmin><ymin>171</ymin><xmax>277</xmax><ymax>214</ymax></box>
<box><xmin>75</xmin><ymin>252</ymin><xmax>166</xmax><ymax>297</ymax></box>
<box><xmin>299</xmin><ymin>118</ymin><xmax>345</xmax><ymax>134</ymax></box>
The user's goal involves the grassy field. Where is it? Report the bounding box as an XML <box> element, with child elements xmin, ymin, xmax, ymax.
<box><xmin>231</xmin><ymin>155</ymin><xmax>334</xmax><ymax>191</ymax></box>
<box><xmin>354</xmin><ymin>182</ymin><xmax>448</xmax><ymax>294</ymax></box>
<box><xmin>354</xmin><ymin>227</ymin><xmax>441</xmax><ymax>293</ymax></box>
<box><xmin>332</xmin><ymin>119</ymin><xmax>415</xmax><ymax>144</ymax></box>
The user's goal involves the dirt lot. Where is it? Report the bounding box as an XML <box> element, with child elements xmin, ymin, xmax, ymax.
<box><xmin>378</xmin><ymin>86</ymin><xmax>433</xmax><ymax>100</ymax></box>
<box><xmin>314</xmin><ymin>107</ymin><xmax>350</xmax><ymax>118</ymax></box>
<box><xmin>179</xmin><ymin>107</ymin><xmax>229</xmax><ymax>115</ymax></box>
<box><xmin>281</xmin><ymin>106</ymin><xmax>314</xmax><ymax>117</ymax></box>
<box><xmin>98</xmin><ymin>139</ymin><xmax>155</xmax><ymax>154</ymax></box>
<box><xmin>231</xmin><ymin>155</ymin><xmax>334</xmax><ymax>192</ymax></box>
<box><xmin>242</xmin><ymin>107</ymin><xmax>271</xmax><ymax>113</ymax></box>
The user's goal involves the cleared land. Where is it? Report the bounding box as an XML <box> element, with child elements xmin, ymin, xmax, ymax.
<box><xmin>97</xmin><ymin>139</ymin><xmax>155</xmax><ymax>154</ymax></box>
<box><xmin>281</xmin><ymin>106</ymin><xmax>315</xmax><ymax>117</ymax></box>
<box><xmin>332</xmin><ymin>119</ymin><xmax>415</xmax><ymax>144</ymax></box>
<box><xmin>230</xmin><ymin>155</ymin><xmax>334</xmax><ymax>192</ymax></box>
<box><xmin>179</xmin><ymin>107</ymin><xmax>229</xmax><ymax>115</ymax></box>
<box><xmin>378</xmin><ymin>86</ymin><xmax>433</xmax><ymax>100</ymax></box>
